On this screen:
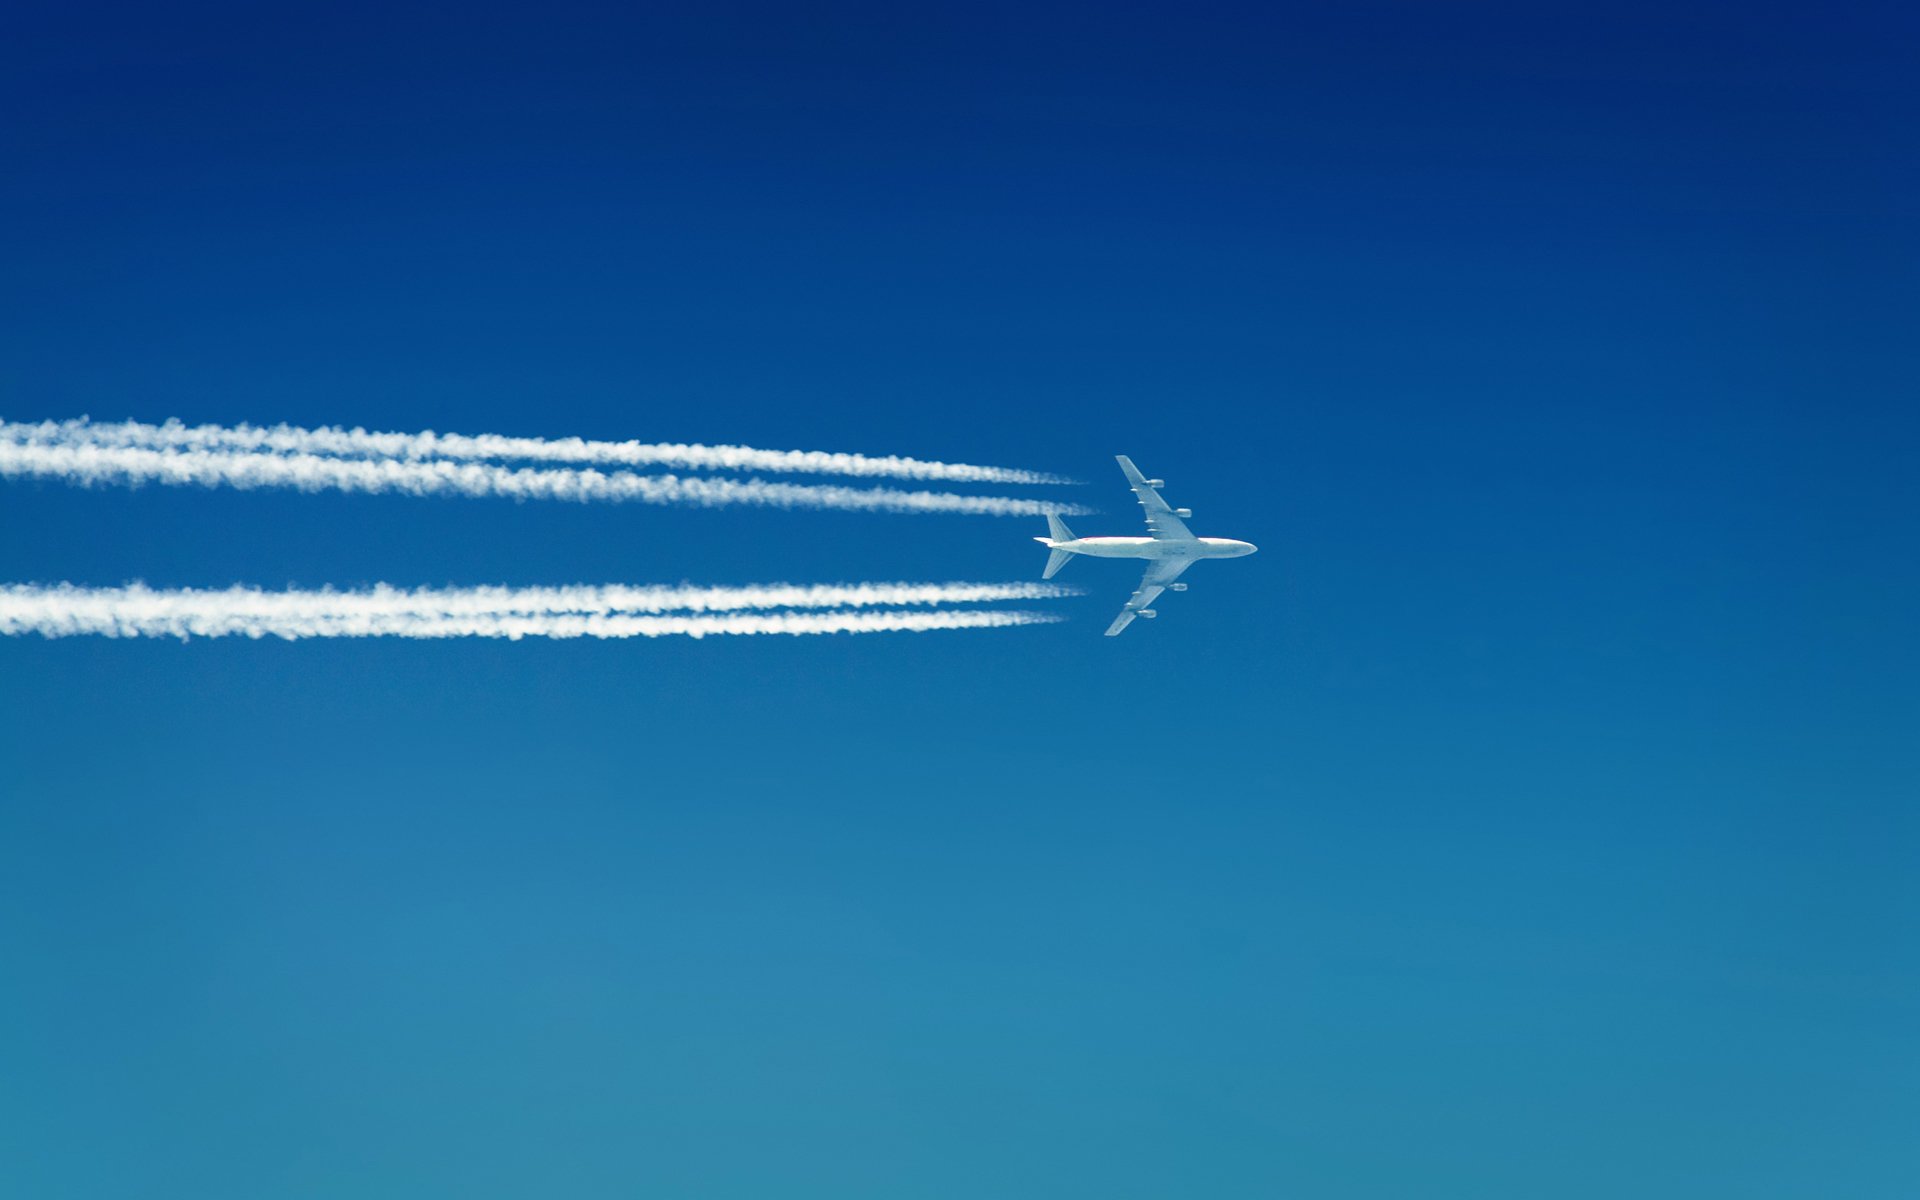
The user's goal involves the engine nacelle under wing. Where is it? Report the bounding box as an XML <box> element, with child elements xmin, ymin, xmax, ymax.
<box><xmin>1139</xmin><ymin>609</ymin><xmax>1157</xmax><ymax>618</ymax></box>
<box><xmin>1168</xmin><ymin>583</ymin><xmax>1188</xmax><ymax>592</ymax></box>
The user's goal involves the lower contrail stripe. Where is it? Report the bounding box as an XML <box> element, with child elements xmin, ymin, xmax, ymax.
<box><xmin>0</xmin><ymin>601</ymin><xmax>1062</xmax><ymax>640</ymax></box>
<box><xmin>0</xmin><ymin>580</ymin><xmax>1078</xmax><ymax>623</ymax></box>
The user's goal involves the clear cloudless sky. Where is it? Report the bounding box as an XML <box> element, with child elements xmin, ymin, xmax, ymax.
<box><xmin>2</xmin><ymin>3</ymin><xmax>1915</xmax><ymax>1196</ymax></box>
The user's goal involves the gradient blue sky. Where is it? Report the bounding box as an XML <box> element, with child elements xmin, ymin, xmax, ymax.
<box><xmin>2</xmin><ymin>3</ymin><xmax>1916</xmax><ymax>1196</ymax></box>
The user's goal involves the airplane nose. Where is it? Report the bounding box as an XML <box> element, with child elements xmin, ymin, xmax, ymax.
<box><xmin>1240</xmin><ymin>541</ymin><xmax>1258</xmax><ymax>556</ymax></box>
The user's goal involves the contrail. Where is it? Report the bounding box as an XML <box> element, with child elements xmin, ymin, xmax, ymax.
<box><xmin>0</xmin><ymin>441</ymin><xmax>1094</xmax><ymax>516</ymax></box>
<box><xmin>1</xmin><ymin>417</ymin><xmax>1075</xmax><ymax>485</ymax></box>
<box><xmin>7</xmin><ymin>607</ymin><xmax>1065</xmax><ymax>641</ymax></box>
<box><xmin>0</xmin><ymin>582</ymin><xmax>1072</xmax><ymax>640</ymax></box>
<box><xmin>0</xmin><ymin>580</ymin><xmax>1078</xmax><ymax>622</ymax></box>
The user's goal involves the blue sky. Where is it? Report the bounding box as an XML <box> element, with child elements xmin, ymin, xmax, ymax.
<box><xmin>2</xmin><ymin>3</ymin><xmax>1916</xmax><ymax>1196</ymax></box>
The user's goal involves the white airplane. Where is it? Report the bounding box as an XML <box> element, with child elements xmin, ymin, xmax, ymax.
<box><xmin>1037</xmin><ymin>455</ymin><xmax>1257</xmax><ymax>636</ymax></box>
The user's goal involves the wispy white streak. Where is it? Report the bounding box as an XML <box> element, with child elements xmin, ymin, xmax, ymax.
<box><xmin>1</xmin><ymin>417</ymin><xmax>1074</xmax><ymax>485</ymax></box>
<box><xmin>0</xmin><ymin>582</ymin><xmax>1074</xmax><ymax>639</ymax></box>
<box><xmin>0</xmin><ymin>590</ymin><xmax>1062</xmax><ymax>640</ymax></box>
<box><xmin>0</xmin><ymin>580</ymin><xmax>1078</xmax><ymax>625</ymax></box>
<box><xmin>0</xmin><ymin>441</ymin><xmax>1093</xmax><ymax>517</ymax></box>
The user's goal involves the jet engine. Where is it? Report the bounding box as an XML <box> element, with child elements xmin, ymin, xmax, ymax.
<box><xmin>1173</xmin><ymin>507</ymin><xmax>1192</xmax><ymax>517</ymax></box>
<box><xmin>1139</xmin><ymin>609</ymin><xmax>1157</xmax><ymax>618</ymax></box>
<box><xmin>1168</xmin><ymin>583</ymin><xmax>1188</xmax><ymax>591</ymax></box>
<box><xmin>1146</xmin><ymin>478</ymin><xmax>1165</xmax><ymax>488</ymax></box>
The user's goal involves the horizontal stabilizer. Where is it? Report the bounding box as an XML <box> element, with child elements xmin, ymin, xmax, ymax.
<box><xmin>1042</xmin><ymin>547</ymin><xmax>1074</xmax><ymax>580</ymax></box>
<box><xmin>1045</xmin><ymin>512</ymin><xmax>1076</xmax><ymax>543</ymax></box>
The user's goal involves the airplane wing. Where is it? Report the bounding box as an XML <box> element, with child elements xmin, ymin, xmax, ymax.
<box><xmin>1104</xmin><ymin>556</ymin><xmax>1197</xmax><ymax>637</ymax></box>
<box><xmin>1115</xmin><ymin>455</ymin><xmax>1195</xmax><ymax>540</ymax></box>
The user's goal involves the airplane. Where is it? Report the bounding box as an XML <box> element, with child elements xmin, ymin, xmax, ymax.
<box><xmin>1036</xmin><ymin>455</ymin><xmax>1257</xmax><ymax>636</ymax></box>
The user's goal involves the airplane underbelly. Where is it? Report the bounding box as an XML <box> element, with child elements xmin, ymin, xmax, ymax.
<box><xmin>1075</xmin><ymin>539</ymin><xmax>1162</xmax><ymax>557</ymax></box>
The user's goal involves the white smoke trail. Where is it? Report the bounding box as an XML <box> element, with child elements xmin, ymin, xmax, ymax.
<box><xmin>0</xmin><ymin>582</ymin><xmax>1071</xmax><ymax>640</ymax></box>
<box><xmin>0</xmin><ymin>441</ymin><xmax>1093</xmax><ymax>516</ymax></box>
<box><xmin>0</xmin><ymin>580</ymin><xmax>1077</xmax><ymax>623</ymax></box>
<box><xmin>1</xmin><ymin>417</ymin><xmax>1074</xmax><ymax>485</ymax></box>
<box><xmin>15</xmin><ymin>607</ymin><xmax>1065</xmax><ymax>641</ymax></box>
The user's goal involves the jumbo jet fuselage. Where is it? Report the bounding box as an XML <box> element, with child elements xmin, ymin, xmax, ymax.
<box><xmin>1037</xmin><ymin>456</ymin><xmax>1255</xmax><ymax>634</ymax></box>
<box><xmin>1039</xmin><ymin>536</ymin><xmax>1257</xmax><ymax>562</ymax></box>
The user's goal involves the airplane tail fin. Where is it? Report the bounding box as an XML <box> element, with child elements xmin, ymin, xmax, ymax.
<box><xmin>1040</xmin><ymin>513</ymin><xmax>1077</xmax><ymax>579</ymax></box>
<box><xmin>1036</xmin><ymin>510</ymin><xmax>1082</xmax><ymax>576</ymax></box>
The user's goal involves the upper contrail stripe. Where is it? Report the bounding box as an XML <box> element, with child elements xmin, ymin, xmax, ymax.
<box><xmin>0</xmin><ymin>417</ymin><xmax>1075</xmax><ymax>485</ymax></box>
<box><xmin>0</xmin><ymin>441</ymin><xmax>1094</xmax><ymax>517</ymax></box>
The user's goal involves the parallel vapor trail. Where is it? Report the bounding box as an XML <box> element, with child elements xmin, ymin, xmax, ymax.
<box><xmin>1</xmin><ymin>417</ymin><xmax>1074</xmax><ymax>485</ymax></box>
<box><xmin>0</xmin><ymin>441</ymin><xmax>1093</xmax><ymax>517</ymax></box>
<box><xmin>0</xmin><ymin>582</ymin><xmax>1073</xmax><ymax>640</ymax></box>
<box><xmin>0</xmin><ymin>580</ymin><xmax>1079</xmax><ymax>622</ymax></box>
